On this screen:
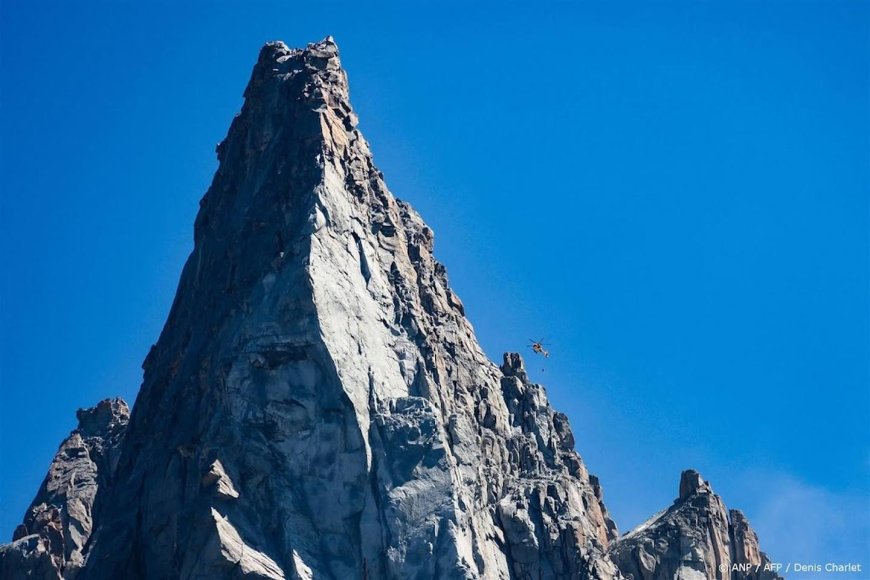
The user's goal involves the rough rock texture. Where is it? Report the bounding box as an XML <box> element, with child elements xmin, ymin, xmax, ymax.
<box><xmin>69</xmin><ymin>37</ymin><xmax>617</xmax><ymax>580</ymax></box>
<box><xmin>0</xmin><ymin>399</ymin><xmax>129</xmax><ymax>580</ymax></box>
<box><xmin>3</xmin><ymin>38</ymin><xmax>782</xmax><ymax>580</ymax></box>
<box><xmin>608</xmin><ymin>470</ymin><xmax>782</xmax><ymax>580</ymax></box>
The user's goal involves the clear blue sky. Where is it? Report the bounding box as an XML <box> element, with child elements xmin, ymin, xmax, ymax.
<box><xmin>1</xmin><ymin>2</ymin><xmax>867</xmax><ymax>573</ymax></box>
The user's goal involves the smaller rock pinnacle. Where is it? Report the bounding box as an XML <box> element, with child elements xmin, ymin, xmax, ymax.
<box><xmin>678</xmin><ymin>469</ymin><xmax>707</xmax><ymax>501</ymax></box>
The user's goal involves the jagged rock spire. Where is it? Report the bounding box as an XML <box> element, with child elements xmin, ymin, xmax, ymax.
<box><xmin>0</xmin><ymin>399</ymin><xmax>129</xmax><ymax>580</ymax></box>
<box><xmin>50</xmin><ymin>37</ymin><xmax>619</xmax><ymax>579</ymax></box>
<box><xmin>1</xmin><ymin>38</ymin><xmax>783</xmax><ymax>580</ymax></box>
<box><xmin>679</xmin><ymin>468</ymin><xmax>707</xmax><ymax>501</ymax></box>
<box><xmin>608</xmin><ymin>469</ymin><xmax>782</xmax><ymax>580</ymax></box>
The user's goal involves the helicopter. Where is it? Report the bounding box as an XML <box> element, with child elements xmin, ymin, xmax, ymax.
<box><xmin>529</xmin><ymin>338</ymin><xmax>550</xmax><ymax>358</ymax></box>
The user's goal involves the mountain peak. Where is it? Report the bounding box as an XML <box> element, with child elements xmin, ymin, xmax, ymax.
<box><xmin>2</xmin><ymin>39</ymin><xmax>782</xmax><ymax>580</ymax></box>
<box><xmin>47</xmin><ymin>37</ymin><xmax>622</xmax><ymax>579</ymax></box>
<box><xmin>1</xmin><ymin>399</ymin><xmax>129</xmax><ymax>578</ymax></box>
<box><xmin>75</xmin><ymin>397</ymin><xmax>129</xmax><ymax>437</ymax></box>
<box><xmin>245</xmin><ymin>36</ymin><xmax>345</xmax><ymax>103</ymax></box>
<box><xmin>678</xmin><ymin>468</ymin><xmax>710</xmax><ymax>501</ymax></box>
<box><xmin>610</xmin><ymin>471</ymin><xmax>782</xmax><ymax>580</ymax></box>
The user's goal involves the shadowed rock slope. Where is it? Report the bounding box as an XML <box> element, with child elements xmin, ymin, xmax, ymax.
<box><xmin>2</xmin><ymin>38</ymin><xmax>781</xmax><ymax>580</ymax></box>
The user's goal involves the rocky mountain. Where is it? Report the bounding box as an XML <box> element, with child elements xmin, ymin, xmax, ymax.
<box><xmin>1</xmin><ymin>399</ymin><xmax>128</xmax><ymax>579</ymax></box>
<box><xmin>609</xmin><ymin>470</ymin><xmax>781</xmax><ymax>580</ymax></box>
<box><xmin>1</xmin><ymin>38</ymin><xmax>781</xmax><ymax>580</ymax></box>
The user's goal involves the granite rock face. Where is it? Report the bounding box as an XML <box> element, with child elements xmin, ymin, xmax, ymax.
<box><xmin>75</xmin><ymin>37</ymin><xmax>615</xmax><ymax>579</ymax></box>
<box><xmin>3</xmin><ymin>38</ymin><xmax>781</xmax><ymax>580</ymax></box>
<box><xmin>0</xmin><ymin>399</ymin><xmax>129</xmax><ymax>580</ymax></box>
<box><xmin>608</xmin><ymin>470</ymin><xmax>782</xmax><ymax>580</ymax></box>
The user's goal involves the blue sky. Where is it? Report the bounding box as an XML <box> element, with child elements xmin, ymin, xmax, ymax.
<box><xmin>1</xmin><ymin>2</ymin><xmax>867</xmax><ymax>574</ymax></box>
